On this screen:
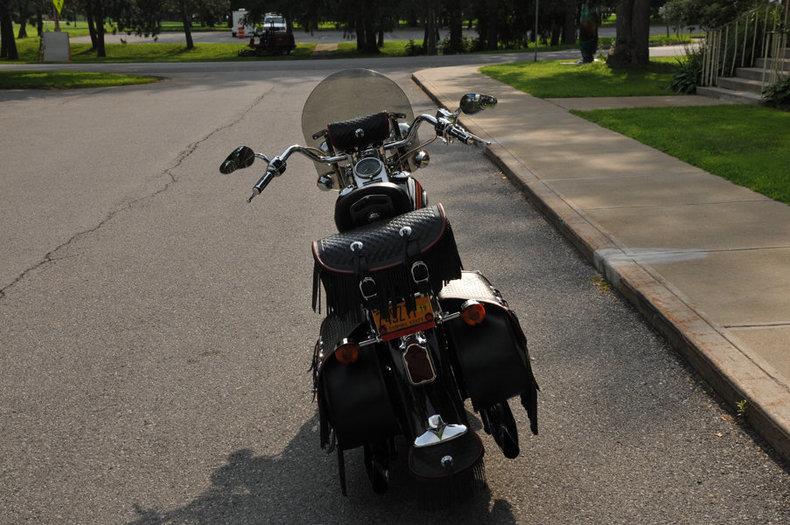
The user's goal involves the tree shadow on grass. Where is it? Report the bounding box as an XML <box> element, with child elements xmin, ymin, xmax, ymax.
<box><xmin>129</xmin><ymin>415</ymin><xmax>518</xmax><ymax>525</ymax></box>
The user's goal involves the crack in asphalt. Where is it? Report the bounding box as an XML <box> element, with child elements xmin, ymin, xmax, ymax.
<box><xmin>0</xmin><ymin>87</ymin><xmax>272</xmax><ymax>301</ymax></box>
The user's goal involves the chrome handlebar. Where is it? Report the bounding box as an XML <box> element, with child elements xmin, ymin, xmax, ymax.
<box><xmin>384</xmin><ymin>112</ymin><xmax>490</xmax><ymax>150</ymax></box>
<box><xmin>247</xmin><ymin>146</ymin><xmax>349</xmax><ymax>202</ymax></box>
<box><xmin>246</xmin><ymin>114</ymin><xmax>488</xmax><ymax>202</ymax></box>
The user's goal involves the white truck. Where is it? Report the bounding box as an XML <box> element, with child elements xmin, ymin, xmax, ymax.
<box><xmin>231</xmin><ymin>9</ymin><xmax>255</xmax><ymax>38</ymax></box>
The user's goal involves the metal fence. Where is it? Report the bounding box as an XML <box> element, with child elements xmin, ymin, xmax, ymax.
<box><xmin>700</xmin><ymin>0</ymin><xmax>789</xmax><ymax>87</ymax></box>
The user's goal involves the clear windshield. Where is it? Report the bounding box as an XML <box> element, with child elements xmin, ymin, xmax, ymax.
<box><xmin>301</xmin><ymin>69</ymin><xmax>414</xmax><ymax>176</ymax></box>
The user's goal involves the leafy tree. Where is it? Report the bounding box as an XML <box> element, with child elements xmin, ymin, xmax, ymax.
<box><xmin>73</xmin><ymin>0</ymin><xmax>109</xmax><ymax>56</ymax></box>
<box><xmin>113</xmin><ymin>0</ymin><xmax>165</xmax><ymax>39</ymax></box>
<box><xmin>659</xmin><ymin>0</ymin><xmax>753</xmax><ymax>29</ymax></box>
<box><xmin>113</xmin><ymin>0</ymin><xmax>229</xmax><ymax>50</ymax></box>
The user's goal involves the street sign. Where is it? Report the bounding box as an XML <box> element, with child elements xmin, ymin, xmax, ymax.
<box><xmin>53</xmin><ymin>0</ymin><xmax>64</xmax><ymax>15</ymax></box>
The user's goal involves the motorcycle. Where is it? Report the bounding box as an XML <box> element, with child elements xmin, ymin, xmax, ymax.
<box><xmin>219</xmin><ymin>69</ymin><xmax>539</xmax><ymax>498</ymax></box>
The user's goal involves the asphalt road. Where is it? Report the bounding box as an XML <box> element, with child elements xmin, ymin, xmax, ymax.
<box><xmin>0</xmin><ymin>62</ymin><xmax>788</xmax><ymax>524</ymax></box>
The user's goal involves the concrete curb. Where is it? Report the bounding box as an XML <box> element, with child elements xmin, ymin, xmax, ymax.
<box><xmin>412</xmin><ymin>70</ymin><xmax>790</xmax><ymax>464</ymax></box>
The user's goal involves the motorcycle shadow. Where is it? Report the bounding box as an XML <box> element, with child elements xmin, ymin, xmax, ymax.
<box><xmin>129</xmin><ymin>413</ymin><xmax>518</xmax><ymax>524</ymax></box>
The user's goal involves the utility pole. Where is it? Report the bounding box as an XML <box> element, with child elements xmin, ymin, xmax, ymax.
<box><xmin>534</xmin><ymin>0</ymin><xmax>539</xmax><ymax>62</ymax></box>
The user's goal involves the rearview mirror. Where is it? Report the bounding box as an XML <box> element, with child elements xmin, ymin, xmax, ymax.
<box><xmin>459</xmin><ymin>93</ymin><xmax>498</xmax><ymax>115</ymax></box>
<box><xmin>219</xmin><ymin>146</ymin><xmax>255</xmax><ymax>174</ymax></box>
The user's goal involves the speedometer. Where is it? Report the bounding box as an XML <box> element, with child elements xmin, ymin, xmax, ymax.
<box><xmin>353</xmin><ymin>157</ymin><xmax>384</xmax><ymax>179</ymax></box>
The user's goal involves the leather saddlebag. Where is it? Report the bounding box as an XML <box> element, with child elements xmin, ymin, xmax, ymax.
<box><xmin>312</xmin><ymin>204</ymin><xmax>463</xmax><ymax>317</ymax></box>
<box><xmin>439</xmin><ymin>271</ymin><xmax>539</xmax><ymax>434</ymax></box>
<box><xmin>313</xmin><ymin>311</ymin><xmax>400</xmax><ymax>450</ymax></box>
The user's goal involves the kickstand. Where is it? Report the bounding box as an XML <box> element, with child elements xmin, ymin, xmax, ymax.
<box><xmin>337</xmin><ymin>447</ymin><xmax>347</xmax><ymax>496</ymax></box>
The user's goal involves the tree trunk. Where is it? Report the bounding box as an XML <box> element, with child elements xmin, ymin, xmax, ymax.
<box><xmin>562</xmin><ymin>1</ymin><xmax>577</xmax><ymax>45</ymax></box>
<box><xmin>180</xmin><ymin>1</ymin><xmax>194</xmax><ymax>49</ymax></box>
<box><xmin>17</xmin><ymin>18</ymin><xmax>27</xmax><ymax>38</ymax></box>
<box><xmin>86</xmin><ymin>12</ymin><xmax>98</xmax><ymax>49</ymax></box>
<box><xmin>363</xmin><ymin>16</ymin><xmax>377</xmax><ymax>53</ymax></box>
<box><xmin>424</xmin><ymin>5</ymin><xmax>437</xmax><ymax>55</ymax></box>
<box><xmin>94</xmin><ymin>2</ymin><xmax>106</xmax><ymax>57</ymax></box>
<box><xmin>485</xmin><ymin>0</ymin><xmax>498</xmax><ymax>51</ymax></box>
<box><xmin>35</xmin><ymin>6</ymin><xmax>42</xmax><ymax>36</ymax></box>
<box><xmin>0</xmin><ymin>1</ymin><xmax>19</xmax><ymax>59</ymax></box>
<box><xmin>355</xmin><ymin>13</ymin><xmax>364</xmax><ymax>50</ymax></box>
<box><xmin>607</xmin><ymin>0</ymin><xmax>650</xmax><ymax>66</ymax></box>
<box><xmin>377</xmin><ymin>28</ymin><xmax>383</xmax><ymax>48</ymax></box>
<box><xmin>448</xmin><ymin>0</ymin><xmax>463</xmax><ymax>53</ymax></box>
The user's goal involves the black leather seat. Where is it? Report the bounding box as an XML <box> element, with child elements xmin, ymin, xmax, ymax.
<box><xmin>334</xmin><ymin>182</ymin><xmax>412</xmax><ymax>232</ymax></box>
<box><xmin>328</xmin><ymin>112</ymin><xmax>391</xmax><ymax>152</ymax></box>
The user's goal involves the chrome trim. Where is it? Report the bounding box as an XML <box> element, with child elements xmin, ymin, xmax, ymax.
<box><xmin>414</xmin><ymin>415</ymin><xmax>468</xmax><ymax>448</ymax></box>
<box><xmin>335</xmin><ymin>337</ymin><xmax>354</xmax><ymax>350</ymax></box>
<box><xmin>439</xmin><ymin>312</ymin><xmax>461</xmax><ymax>322</ymax></box>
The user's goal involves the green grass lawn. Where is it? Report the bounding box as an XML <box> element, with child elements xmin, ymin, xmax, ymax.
<box><xmin>13</xmin><ymin>20</ymin><xmax>226</xmax><ymax>36</ymax></box>
<box><xmin>11</xmin><ymin>20</ymin><xmax>102</xmax><ymax>37</ymax></box>
<box><xmin>334</xmin><ymin>40</ymin><xmax>413</xmax><ymax>57</ymax></box>
<box><xmin>574</xmin><ymin>106</ymin><xmax>790</xmax><ymax>203</ymax></box>
<box><xmin>481</xmin><ymin>58</ymin><xmax>679</xmax><ymax>98</ymax></box>
<box><xmin>599</xmin><ymin>33</ymin><xmax>700</xmax><ymax>48</ymax></box>
<box><xmin>0</xmin><ymin>70</ymin><xmax>159</xmax><ymax>89</ymax></box>
<box><xmin>1</xmin><ymin>38</ymin><xmax>315</xmax><ymax>63</ymax></box>
<box><xmin>158</xmin><ymin>21</ymin><xmax>228</xmax><ymax>32</ymax></box>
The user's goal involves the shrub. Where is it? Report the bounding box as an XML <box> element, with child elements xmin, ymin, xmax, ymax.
<box><xmin>669</xmin><ymin>48</ymin><xmax>703</xmax><ymax>94</ymax></box>
<box><xmin>405</xmin><ymin>39</ymin><xmax>424</xmax><ymax>56</ymax></box>
<box><xmin>762</xmin><ymin>77</ymin><xmax>790</xmax><ymax>110</ymax></box>
<box><xmin>438</xmin><ymin>36</ymin><xmax>476</xmax><ymax>55</ymax></box>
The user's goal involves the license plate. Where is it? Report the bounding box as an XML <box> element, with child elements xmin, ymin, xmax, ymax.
<box><xmin>373</xmin><ymin>296</ymin><xmax>435</xmax><ymax>341</ymax></box>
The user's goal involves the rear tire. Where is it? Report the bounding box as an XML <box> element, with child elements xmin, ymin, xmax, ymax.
<box><xmin>364</xmin><ymin>444</ymin><xmax>390</xmax><ymax>494</ymax></box>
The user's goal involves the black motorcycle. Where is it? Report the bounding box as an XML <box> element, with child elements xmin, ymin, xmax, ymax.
<box><xmin>219</xmin><ymin>69</ymin><xmax>539</xmax><ymax>498</ymax></box>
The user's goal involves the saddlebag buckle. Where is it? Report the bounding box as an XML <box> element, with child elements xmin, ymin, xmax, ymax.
<box><xmin>359</xmin><ymin>276</ymin><xmax>378</xmax><ymax>300</ymax></box>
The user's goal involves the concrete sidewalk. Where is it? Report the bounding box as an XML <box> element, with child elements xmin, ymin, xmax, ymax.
<box><xmin>414</xmin><ymin>65</ymin><xmax>790</xmax><ymax>462</ymax></box>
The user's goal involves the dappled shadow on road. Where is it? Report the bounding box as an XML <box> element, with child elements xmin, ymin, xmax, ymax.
<box><xmin>129</xmin><ymin>415</ymin><xmax>518</xmax><ymax>524</ymax></box>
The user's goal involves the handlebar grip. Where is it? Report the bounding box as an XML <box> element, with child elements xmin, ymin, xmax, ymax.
<box><xmin>447</xmin><ymin>124</ymin><xmax>490</xmax><ymax>146</ymax></box>
<box><xmin>247</xmin><ymin>169</ymin><xmax>276</xmax><ymax>202</ymax></box>
<box><xmin>447</xmin><ymin>125</ymin><xmax>473</xmax><ymax>145</ymax></box>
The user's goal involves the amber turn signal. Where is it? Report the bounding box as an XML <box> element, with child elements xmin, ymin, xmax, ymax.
<box><xmin>335</xmin><ymin>340</ymin><xmax>360</xmax><ymax>365</ymax></box>
<box><xmin>461</xmin><ymin>300</ymin><xmax>486</xmax><ymax>326</ymax></box>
